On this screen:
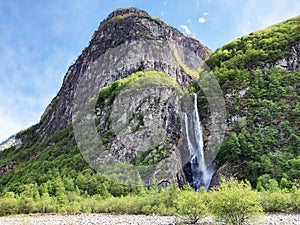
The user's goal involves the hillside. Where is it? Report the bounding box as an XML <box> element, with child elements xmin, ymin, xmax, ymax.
<box><xmin>0</xmin><ymin>8</ymin><xmax>299</xmax><ymax>207</ymax></box>
<box><xmin>206</xmin><ymin>15</ymin><xmax>300</xmax><ymax>188</ymax></box>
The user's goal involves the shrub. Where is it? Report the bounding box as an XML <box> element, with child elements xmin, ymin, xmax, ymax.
<box><xmin>209</xmin><ymin>178</ymin><xmax>263</xmax><ymax>225</ymax></box>
<box><xmin>175</xmin><ymin>187</ymin><xmax>208</xmax><ymax>224</ymax></box>
<box><xmin>261</xmin><ymin>190</ymin><xmax>293</xmax><ymax>212</ymax></box>
<box><xmin>17</xmin><ymin>195</ymin><xmax>36</xmax><ymax>214</ymax></box>
<box><xmin>0</xmin><ymin>196</ymin><xmax>18</xmax><ymax>216</ymax></box>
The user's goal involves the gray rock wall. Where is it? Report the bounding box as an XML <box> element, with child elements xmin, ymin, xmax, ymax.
<box><xmin>32</xmin><ymin>8</ymin><xmax>211</xmax><ymax>143</ymax></box>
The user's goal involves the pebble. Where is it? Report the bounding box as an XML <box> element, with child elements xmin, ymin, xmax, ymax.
<box><xmin>0</xmin><ymin>214</ymin><xmax>175</xmax><ymax>225</ymax></box>
<box><xmin>0</xmin><ymin>213</ymin><xmax>299</xmax><ymax>225</ymax></box>
<box><xmin>264</xmin><ymin>213</ymin><xmax>300</xmax><ymax>225</ymax></box>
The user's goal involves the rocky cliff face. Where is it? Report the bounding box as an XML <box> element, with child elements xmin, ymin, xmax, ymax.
<box><xmin>20</xmin><ymin>8</ymin><xmax>210</xmax><ymax>145</ymax></box>
<box><xmin>87</xmin><ymin>78</ymin><xmax>185</xmax><ymax>186</ymax></box>
<box><xmin>273</xmin><ymin>42</ymin><xmax>300</xmax><ymax>70</ymax></box>
<box><xmin>15</xmin><ymin>8</ymin><xmax>211</xmax><ymax>186</ymax></box>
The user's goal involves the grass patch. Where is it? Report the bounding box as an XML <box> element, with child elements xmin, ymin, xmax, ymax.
<box><xmin>96</xmin><ymin>70</ymin><xmax>183</xmax><ymax>108</ymax></box>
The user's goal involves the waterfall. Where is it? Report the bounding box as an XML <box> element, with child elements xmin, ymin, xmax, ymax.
<box><xmin>184</xmin><ymin>93</ymin><xmax>215</xmax><ymax>191</ymax></box>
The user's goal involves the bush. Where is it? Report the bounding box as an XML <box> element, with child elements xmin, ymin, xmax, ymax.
<box><xmin>291</xmin><ymin>189</ymin><xmax>300</xmax><ymax>212</ymax></box>
<box><xmin>209</xmin><ymin>178</ymin><xmax>263</xmax><ymax>225</ymax></box>
<box><xmin>175</xmin><ymin>187</ymin><xmax>208</xmax><ymax>224</ymax></box>
<box><xmin>18</xmin><ymin>195</ymin><xmax>36</xmax><ymax>214</ymax></box>
<box><xmin>261</xmin><ymin>190</ymin><xmax>293</xmax><ymax>212</ymax></box>
<box><xmin>0</xmin><ymin>195</ymin><xmax>18</xmax><ymax>216</ymax></box>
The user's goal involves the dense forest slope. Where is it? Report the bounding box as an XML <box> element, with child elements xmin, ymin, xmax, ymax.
<box><xmin>207</xmin><ymin>15</ymin><xmax>300</xmax><ymax>188</ymax></box>
<box><xmin>0</xmin><ymin>9</ymin><xmax>299</xmax><ymax>201</ymax></box>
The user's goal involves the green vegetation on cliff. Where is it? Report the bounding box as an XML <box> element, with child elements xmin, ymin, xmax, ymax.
<box><xmin>206</xmin><ymin>15</ymin><xmax>300</xmax><ymax>70</ymax></box>
<box><xmin>97</xmin><ymin>70</ymin><xmax>183</xmax><ymax>108</ymax></box>
<box><xmin>205</xmin><ymin>15</ymin><xmax>300</xmax><ymax>188</ymax></box>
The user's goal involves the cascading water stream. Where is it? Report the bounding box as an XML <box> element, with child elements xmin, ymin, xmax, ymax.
<box><xmin>184</xmin><ymin>93</ymin><xmax>215</xmax><ymax>191</ymax></box>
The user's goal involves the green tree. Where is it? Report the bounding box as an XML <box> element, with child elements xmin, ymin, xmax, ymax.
<box><xmin>219</xmin><ymin>132</ymin><xmax>241</xmax><ymax>162</ymax></box>
<box><xmin>37</xmin><ymin>191</ymin><xmax>57</xmax><ymax>213</ymax></box>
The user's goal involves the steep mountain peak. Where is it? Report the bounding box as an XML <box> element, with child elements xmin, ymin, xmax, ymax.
<box><xmin>8</xmin><ymin>7</ymin><xmax>214</xmax><ymax>187</ymax></box>
<box><xmin>16</xmin><ymin>8</ymin><xmax>211</xmax><ymax>147</ymax></box>
<box><xmin>107</xmin><ymin>7</ymin><xmax>150</xmax><ymax>20</ymax></box>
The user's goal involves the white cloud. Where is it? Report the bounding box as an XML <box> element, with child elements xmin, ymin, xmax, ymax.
<box><xmin>180</xmin><ymin>25</ymin><xmax>191</xmax><ymax>35</ymax></box>
<box><xmin>203</xmin><ymin>12</ymin><xmax>209</xmax><ymax>15</ymax></box>
<box><xmin>198</xmin><ymin>17</ymin><xmax>207</xmax><ymax>23</ymax></box>
<box><xmin>187</xmin><ymin>19</ymin><xmax>192</xmax><ymax>23</ymax></box>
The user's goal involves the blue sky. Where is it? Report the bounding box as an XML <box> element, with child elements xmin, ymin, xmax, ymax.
<box><xmin>0</xmin><ymin>0</ymin><xmax>299</xmax><ymax>142</ymax></box>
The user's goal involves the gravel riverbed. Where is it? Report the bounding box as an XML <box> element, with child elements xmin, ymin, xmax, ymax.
<box><xmin>0</xmin><ymin>213</ymin><xmax>299</xmax><ymax>225</ymax></box>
